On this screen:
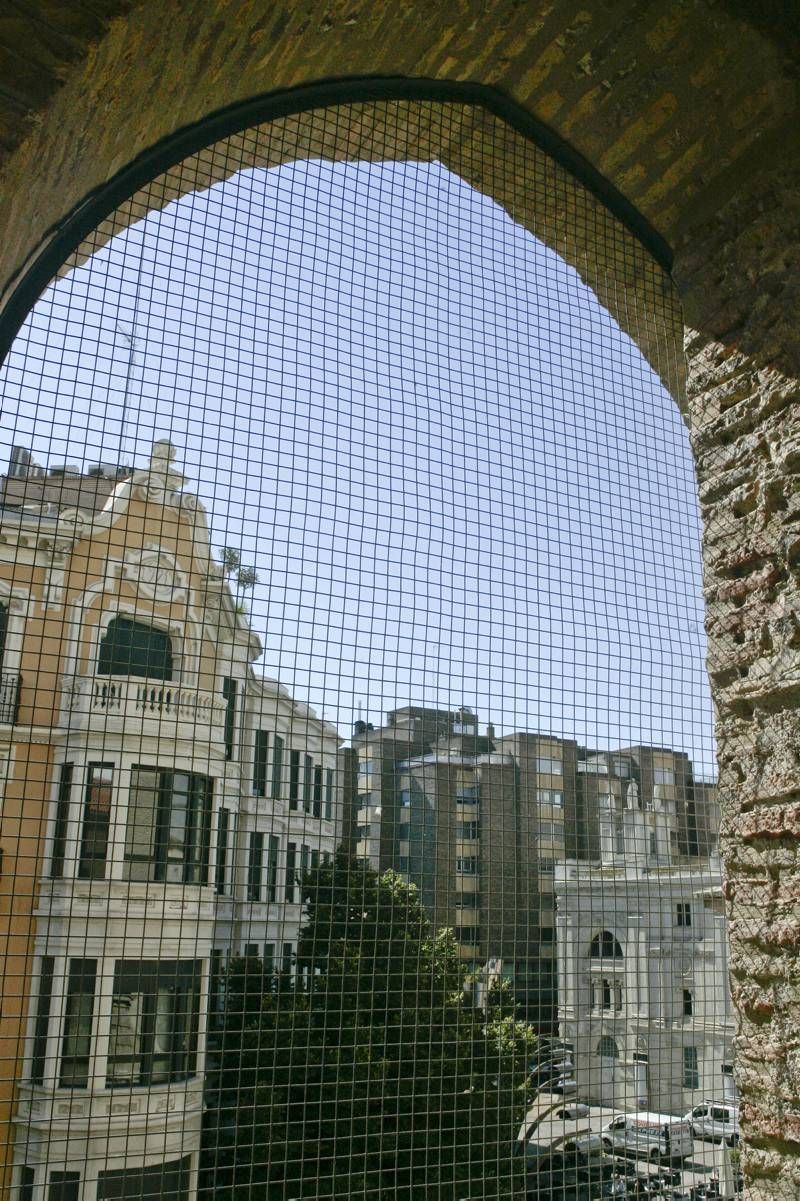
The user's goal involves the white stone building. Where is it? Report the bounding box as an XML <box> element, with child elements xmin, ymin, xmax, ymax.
<box><xmin>555</xmin><ymin>780</ymin><xmax>735</xmax><ymax>1116</ymax></box>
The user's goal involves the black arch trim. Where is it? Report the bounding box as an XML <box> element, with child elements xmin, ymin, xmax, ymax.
<box><xmin>0</xmin><ymin>75</ymin><xmax>673</xmax><ymax>364</ymax></box>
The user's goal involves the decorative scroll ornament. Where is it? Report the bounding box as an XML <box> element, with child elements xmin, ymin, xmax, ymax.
<box><xmin>122</xmin><ymin>547</ymin><xmax>188</xmax><ymax>602</ymax></box>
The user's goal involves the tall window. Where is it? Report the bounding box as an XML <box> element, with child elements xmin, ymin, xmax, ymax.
<box><xmin>285</xmin><ymin>842</ymin><xmax>297</xmax><ymax>902</ymax></box>
<box><xmin>325</xmin><ymin>767</ymin><xmax>334</xmax><ymax>820</ymax></box>
<box><xmin>677</xmin><ymin>902</ymin><xmax>692</xmax><ymax>927</ymax></box>
<box><xmin>683</xmin><ymin>1045</ymin><xmax>700</xmax><ymax>1089</ymax></box>
<box><xmin>125</xmin><ymin>767</ymin><xmax>212</xmax><ymax>884</ymax></box>
<box><xmin>267</xmin><ymin>834</ymin><xmax>279</xmax><ymax>902</ymax></box>
<box><xmin>289</xmin><ymin>750</ymin><xmax>301</xmax><ymax>810</ymax></box>
<box><xmin>106</xmin><ymin>961</ymin><xmax>200</xmax><ymax>1087</ymax></box>
<box><xmin>271</xmin><ymin>734</ymin><xmax>284</xmax><ymax>798</ymax></box>
<box><xmin>222</xmin><ymin>677</ymin><xmax>237</xmax><ymax>760</ymax></box>
<box><xmin>77</xmin><ymin>763</ymin><xmax>114</xmax><ymax>880</ymax></box>
<box><xmin>30</xmin><ymin>957</ymin><xmax>55</xmax><ymax>1084</ymax></box>
<box><xmin>0</xmin><ymin>600</ymin><xmax>7</xmax><ymax>669</ymax></box>
<box><xmin>97</xmin><ymin>617</ymin><xmax>173</xmax><ymax>680</ymax></box>
<box><xmin>247</xmin><ymin>831</ymin><xmax>264</xmax><ymax>902</ymax></box>
<box><xmin>60</xmin><ymin>959</ymin><xmax>97</xmax><ymax>1088</ymax></box>
<box><xmin>303</xmin><ymin>754</ymin><xmax>313</xmax><ymax>812</ymax></box>
<box><xmin>50</xmin><ymin>762</ymin><xmax>74</xmax><ymax>878</ymax></box>
<box><xmin>683</xmin><ymin>989</ymin><xmax>694</xmax><ymax>1016</ymax></box>
<box><xmin>253</xmin><ymin>729</ymin><xmax>269</xmax><ymax>796</ymax></box>
<box><xmin>313</xmin><ymin>765</ymin><xmax>323</xmax><ymax>818</ymax></box>
<box><xmin>215</xmin><ymin>807</ymin><xmax>230</xmax><ymax>895</ymax></box>
<box><xmin>48</xmin><ymin>1173</ymin><xmax>81</xmax><ymax>1201</ymax></box>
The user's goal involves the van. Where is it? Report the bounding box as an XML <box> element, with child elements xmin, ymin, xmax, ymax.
<box><xmin>684</xmin><ymin>1101</ymin><xmax>739</xmax><ymax>1147</ymax></box>
<box><xmin>601</xmin><ymin>1112</ymin><xmax>694</xmax><ymax>1163</ymax></box>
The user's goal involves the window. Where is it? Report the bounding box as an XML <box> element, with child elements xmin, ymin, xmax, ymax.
<box><xmin>125</xmin><ymin>767</ymin><xmax>212</xmax><ymax>884</ymax></box>
<box><xmin>302</xmin><ymin>754</ymin><xmax>313</xmax><ymax>812</ymax></box>
<box><xmin>677</xmin><ymin>902</ymin><xmax>692</xmax><ymax>927</ymax></box>
<box><xmin>247</xmin><ymin>831</ymin><xmax>264</xmax><ymax>901</ymax></box>
<box><xmin>358</xmin><ymin>759</ymin><xmax>375</xmax><ymax>780</ymax></box>
<box><xmin>455</xmin><ymin>785</ymin><xmax>479</xmax><ymax>804</ymax></box>
<box><xmin>456</xmin><ymin>856</ymin><xmax>479</xmax><ymax>875</ymax></box>
<box><xmin>455</xmin><ymin>927</ymin><xmax>480</xmax><ymax>945</ymax></box>
<box><xmin>458</xmin><ymin>820</ymin><xmax>480</xmax><ymax>839</ymax></box>
<box><xmin>289</xmin><ymin>750</ymin><xmax>301</xmax><ymax>810</ymax></box>
<box><xmin>325</xmin><ymin>767</ymin><xmax>334</xmax><ymax>820</ymax></box>
<box><xmin>650</xmin><ymin>832</ymin><xmax>658</xmax><ymax>854</ymax></box>
<box><xmin>602</xmin><ymin>979</ymin><xmax>612</xmax><ymax>1010</ymax></box>
<box><xmin>313</xmin><ymin>764</ymin><xmax>323</xmax><ymax>818</ymax></box>
<box><xmin>540</xmin><ymin>927</ymin><xmax>555</xmax><ymax>943</ymax></box>
<box><xmin>537</xmin><ymin>789</ymin><xmax>564</xmax><ymax>807</ymax></box>
<box><xmin>683</xmin><ymin>989</ymin><xmax>694</xmax><ymax>1016</ymax></box>
<box><xmin>19</xmin><ymin>1167</ymin><xmax>35</xmax><ymax>1201</ymax></box>
<box><xmin>612</xmin><ymin>759</ymin><xmax>630</xmax><ymax>778</ymax></box>
<box><xmin>654</xmin><ymin>767</ymin><xmax>675</xmax><ymax>785</ymax></box>
<box><xmin>267</xmin><ymin>835</ymin><xmax>279</xmax><ymax>902</ymax></box>
<box><xmin>253</xmin><ymin>729</ymin><xmax>269</xmax><ymax>795</ymax></box>
<box><xmin>60</xmin><ymin>959</ymin><xmax>97</xmax><ymax>1088</ymax></box>
<box><xmin>597</xmin><ymin>1035</ymin><xmax>619</xmax><ymax>1059</ymax></box>
<box><xmin>50</xmin><ymin>762</ymin><xmax>73</xmax><ymax>878</ymax></box>
<box><xmin>215</xmin><ymin>807</ymin><xmax>230</xmax><ymax>894</ymax></box>
<box><xmin>590</xmin><ymin>931</ymin><xmax>623</xmax><ymax>958</ymax></box>
<box><xmin>399</xmin><ymin>789</ymin><xmax>412</xmax><ymax>807</ymax></box>
<box><xmin>455</xmin><ymin>893</ymin><xmax>479</xmax><ymax>909</ymax></box>
<box><xmin>0</xmin><ymin>602</ymin><xmax>6</xmax><ymax>668</ymax></box>
<box><xmin>263</xmin><ymin>944</ymin><xmax>275</xmax><ymax>975</ymax></box>
<box><xmin>398</xmin><ymin>855</ymin><xmax>409</xmax><ymax>872</ymax></box>
<box><xmin>48</xmin><ymin>1173</ymin><xmax>80</xmax><ymax>1201</ymax></box>
<box><xmin>539</xmin><ymin>858</ymin><xmax>555</xmax><ymax>874</ymax></box>
<box><xmin>683</xmin><ymin>1045</ymin><xmax>700</xmax><ymax>1089</ymax></box>
<box><xmin>78</xmin><ymin>762</ymin><xmax>114</xmax><ymax>880</ymax></box>
<box><xmin>281</xmin><ymin>943</ymin><xmax>293</xmax><ymax>975</ymax></box>
<box><xmin>271</xmin><ymin>734</ymin><xmax>284</xmax><ymax>798</ymax></box>
<box><xmin>106</xmin><ymin>960</ymin><xmax>200</xmax><ymax>1087</ymax></box>
<box><xmin>357</xmin><ymin>824</ymin><xmax>371</xmax><ymax>841</ymax></box>
<box><xmin>285</xmin><ymin>843</ymin><xmax>297</xmax><ymax>902</ymax></box>
<box><xmin>300</xmin><ymin>844</ymin><xmax>309</xmax><ymax>883</ymax></box>
<box><xmin>97</xmin><ymin>1157</ymin><xmax>191</xmax><ymax>1200</ymax></box>
<box><xmin>97</xmin><ymin>616</ymin><xmax>173</xmax><ymax>680</ymax></box>
<box><xmin>536</xmin><ymin>756</ymin><xmax>563</xmax><ymax>776</ymax></box>
<box><xmin>244</xmin><ymin>943</ymin><xmax>259</xmax><ymax>958</ymax></box>
<box><xmin>30</xmin><ymin>957</ymin><xmax>54</xmax><ymax>1084</ymax></box>
<box><xmin>222</xmin><ymin>677</ymin><xmax>237</xmax><ymax>760</ymax></box>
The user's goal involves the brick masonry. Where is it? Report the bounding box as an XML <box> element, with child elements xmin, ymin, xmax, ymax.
<box><xmin>0</xmin><ymin>2</ymin><xmax>798</xmax><ymax>1197</ymax></box>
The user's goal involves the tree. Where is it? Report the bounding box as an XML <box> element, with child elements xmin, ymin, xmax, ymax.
<box><xmin>202</xmin><ymin>853</ymin><xmax>536</xmax><ymax>1201</ymax></box>
<box><xmin>219</xmin><ymin>545</ymin><xmax>260</xmax><ymax>612</ymax></box>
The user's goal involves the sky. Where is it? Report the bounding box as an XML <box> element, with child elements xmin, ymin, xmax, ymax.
<box><xmin>0</xmin><ymin>154</ymin><xmax>716</xmax><ymax>773</ymax></box>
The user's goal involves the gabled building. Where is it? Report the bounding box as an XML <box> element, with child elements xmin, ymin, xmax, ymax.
<box><xmin>555</xmin><ymin>783</ymin><xmax>734</xmax><ymax>1115</ymax></box>
<box><xmin>0</xmin><ymin>442</ymin><xmax>342</xmax><ymax>1201</ymax></box>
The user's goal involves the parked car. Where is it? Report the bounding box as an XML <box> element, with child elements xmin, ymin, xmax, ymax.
<box><xmin>684</xmin><ymin>1101</ymin><xmax>739</xmax><ymax>1146</ymax></box>
<box><xmin>551</xmin><ymin>1077</ymin><xmax>579</xmax><ymax>1095</ymax></box>
<box><xmin>600</xmin><ymin>1112</ymin><xmax>694</xmax><ymax>1163</ymax></box>
<box><xmin>556</xmin><ymin>1103</ymin><xmax>592</xmax><ymax>1120</ymax></box>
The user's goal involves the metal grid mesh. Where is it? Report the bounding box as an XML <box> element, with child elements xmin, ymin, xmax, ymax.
<box><xmin>0</xmin><ymin>98</ymin><xmax>732</xmax><ymax>1201</ymax></box>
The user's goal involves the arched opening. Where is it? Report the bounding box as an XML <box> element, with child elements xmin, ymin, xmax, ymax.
<box><xmin>0</xmin><ymin>83</ymin><xmax>721</xmax><ymax>1201</ymax></box>
<box><xmin>596</xmin><ymin>1036</ymin><xmax>619</xmax><ymax>1059</ymax></box>
<box><xmin>97</xmin><ymin>616</ymin><xmax>174</xmax><ymax>681</ymax></box>
<box><xmin>590</xmin><ymin>932</ymin><xmax>624</xmax><ymax>960</ymax></box>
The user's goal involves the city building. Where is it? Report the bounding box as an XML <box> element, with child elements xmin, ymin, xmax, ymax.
<box><xmin>555</xmin><ymin>780</ymin><xmax>734</xmax><ymax>1114</ymax></box>
<box><xmin>0</xmin><ymin>442</ymin><xmax>342</xmax><ymax>1201</ymax></box>
<box><xmin>350</xmin><ymin>715</ymin><xmax>720</xmax><ymax>1032</ymax></box>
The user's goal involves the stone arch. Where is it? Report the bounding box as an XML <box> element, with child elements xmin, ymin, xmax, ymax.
<box><xmin>0</xmin><ymin>5</ymin><xmax>796</xmax><ymax>1197</ymax></box>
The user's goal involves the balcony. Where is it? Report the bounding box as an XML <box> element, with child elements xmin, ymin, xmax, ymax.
<box><xmin>0</xmin><ymin>671</ymin><xmax>21</xmax><ymax>723</ymax></box>
<box><xmin>60</xmin><ymin>675</ymin><xmax>226</xmax><ymax>743</ymax></box>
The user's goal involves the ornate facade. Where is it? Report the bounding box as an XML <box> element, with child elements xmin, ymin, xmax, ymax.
<box><xmin>0</xmin><ymin>442</ymin><xmax>342</xmax><ymax>1201</ymax></box>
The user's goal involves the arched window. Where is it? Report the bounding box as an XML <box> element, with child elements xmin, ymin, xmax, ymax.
<box><xmin>597</xmin><ymin>1036</ymin><xmax>619</xmax><ymax>1059</ymax></box>
<box><xmin>97</xmin><ymin>617</ymin><xmax>173</xmax><ymax>681</ymax></box>
<box><xmin>590</xmin><ymin>931</ymin><xmax>623</xmax><ymax>959</ymax></box>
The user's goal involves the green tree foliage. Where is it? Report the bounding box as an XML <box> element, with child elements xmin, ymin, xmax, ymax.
<box><xmin>202</xmin><ymin>853</ymin><xmax>536</xmax><ymax>1201</ymax></box>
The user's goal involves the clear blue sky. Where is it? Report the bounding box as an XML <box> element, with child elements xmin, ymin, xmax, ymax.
<box><xmin>0</xmin><ymin>156</ymin><xmax>715</xmax><ymax>773</ymax></box>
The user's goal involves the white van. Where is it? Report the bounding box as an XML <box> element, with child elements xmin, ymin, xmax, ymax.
<box><xmin>685</xmin><ymin>1101</ymin><xmax>739</xmax><ymax>1146</ymax></box>
<box><xmin>601</xmin><ymin>1112</ymin><xmax>694</xmax><ymax>1163</ymax></box>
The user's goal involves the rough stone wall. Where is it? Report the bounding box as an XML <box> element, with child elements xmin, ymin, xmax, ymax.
<box><xmin>678</xmin><ymin>156</ymin><xmax>800</xmax><ymax>1200</ymax></box>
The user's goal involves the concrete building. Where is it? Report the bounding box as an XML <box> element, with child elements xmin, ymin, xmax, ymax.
<box><xmin>0</xmin><ymin>442</ymin><xmax>342</xmax><ymax>1201</ymax></box>
<box><xmin>555</xmin><ymin>780</ymin><xmax>734</xmax><ymax>1115</ymax></box>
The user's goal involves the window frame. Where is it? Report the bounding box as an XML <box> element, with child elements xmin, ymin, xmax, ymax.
<box><xmin>124</xmin><ymin>766</ymin><xmax>213</xmax><ymax>885</ymax></box>
<box><xmin>106</xmin><ymin>960</ymin><xmax>201</xmax><ymax>1089</ymax></box>
<box><xmin>77</xmin><ymin>761</ymin><xmax>114</xmax><ymax>881</ymax></box>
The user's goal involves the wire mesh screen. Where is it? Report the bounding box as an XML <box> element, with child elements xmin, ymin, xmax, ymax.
<box><xmin>0</xmin><ymin>96</ymin><xmax>734</xmax><ymax>1201</ymax></box>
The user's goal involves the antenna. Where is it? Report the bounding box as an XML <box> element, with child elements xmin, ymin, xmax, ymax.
<box><xmin>116</xmin><ymin>236</ymin><xmax>146</xmax><ymax>464</ymax></box>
